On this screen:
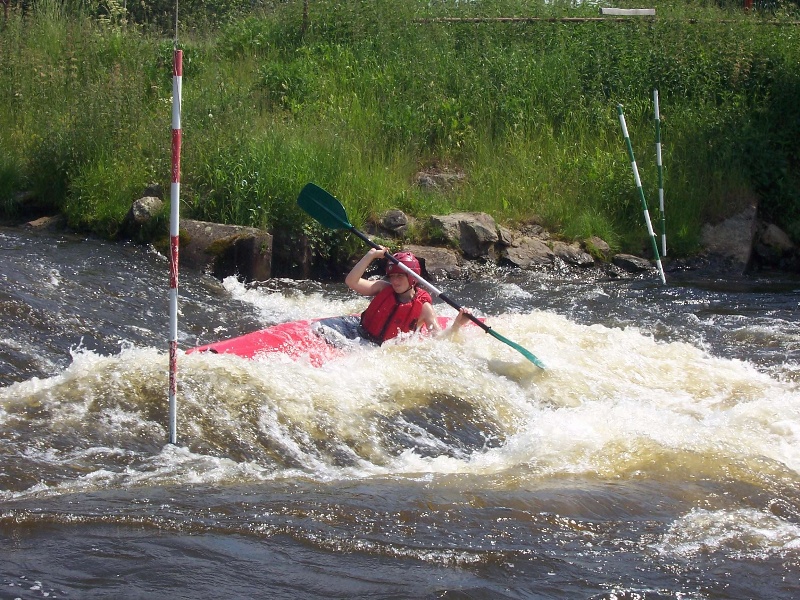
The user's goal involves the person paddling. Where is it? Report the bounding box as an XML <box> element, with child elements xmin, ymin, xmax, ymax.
<box><xmin>344</xmin><ymin>247</ymin><xmax>469</xmax><ymax>344</ymax></box>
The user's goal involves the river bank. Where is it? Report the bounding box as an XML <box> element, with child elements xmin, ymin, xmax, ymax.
<box><xmin>11</xmin><ymin>192</ymin><xmax>800</xmax><ymax>291</ymax></box>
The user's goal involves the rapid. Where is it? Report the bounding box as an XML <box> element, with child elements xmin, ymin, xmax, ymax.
<box><xmin>1</xmin><ymin>225</ymin><xmax>799</xmax><ymax>599</ymax></box>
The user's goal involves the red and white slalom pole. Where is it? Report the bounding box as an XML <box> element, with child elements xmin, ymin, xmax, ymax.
<box><xmin>168</xmin><ymin>49</ymin><xmax>182</xmax><ymax>445</ymax></box>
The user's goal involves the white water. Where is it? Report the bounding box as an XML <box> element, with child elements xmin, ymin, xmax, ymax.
<box><xmin>4</xmin><ymin>279</ymin><xmax>798</xmax><ymax>497</ymax></box>
<box><xmin>3</xmin><ymin>237</ymin><xmax>800</xmax><ymax>597</ymax></box>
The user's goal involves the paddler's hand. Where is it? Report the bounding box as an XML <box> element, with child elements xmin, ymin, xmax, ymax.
<box><xmin>452</xmin><ymin>308</ymin><xmax>472</xmax><ymax>330</ymax></box>
<box><xmin>365</xmin><ymin>246</ymin><xmax>388</xmax><ymax>262</ymax></box>
<box><xmin>438</xmin><ymin>308</ymin><xmax>472</xmax><ymax>340</ymax></box>
<box><xmin>346</xmin><ymin>246</ymin><xmax>391</xmax><ymax>296</ymax></box>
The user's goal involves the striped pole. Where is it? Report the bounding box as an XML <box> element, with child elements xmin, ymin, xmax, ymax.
<box><xmin>654</xmin><ymin>90</ymin><xmax>666</xmax><ymax>256</ymax></box>
<box><xmin>617</xmin><ymin>104</ymin><xmax>666</xmax><ymax>285</ymax></box>
<box><xmin>168</xmin><ymin>48</ymin><xmax>182</xmax><ymax>445</ymax></box>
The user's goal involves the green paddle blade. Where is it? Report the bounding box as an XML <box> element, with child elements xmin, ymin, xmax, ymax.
<box><xmin>487</xmin><ymin>329</ymin><xmax>546</xmax><ymax>370</ymax></box>
<box><xmin>297</xmin><ymin>183</ymin><xmax>353</xmax><ymax>230</ymax></box>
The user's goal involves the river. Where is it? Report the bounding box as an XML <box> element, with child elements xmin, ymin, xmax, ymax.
<box><xmin>1</xmin><ymin>225</ymin><xmax>799</xmax><ymax>599</ymax></box>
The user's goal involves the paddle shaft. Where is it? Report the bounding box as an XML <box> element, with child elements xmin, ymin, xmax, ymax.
<box><xmin>350</xmin><ymin>227</ymin><xmax>493</xmax><ymax>335</ymax></box>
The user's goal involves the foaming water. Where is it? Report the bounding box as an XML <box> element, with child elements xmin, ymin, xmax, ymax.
<box><xmin>221</xmin><ymin>276</ymin><xmax>370</xmax><ymax>323</ymax></box>
<box><xmin>3</xmin><ymin>310</ymin><xmax>797</xmax><ymax>499</ymax></box>
<box><xmin>2</xmin><ymin>228</ymin><xmax>800</xmax><ymax>599</ymax></box>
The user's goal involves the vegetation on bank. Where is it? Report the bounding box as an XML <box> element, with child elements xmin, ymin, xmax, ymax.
<box><xmin>1</xmin><ymin>0</ymin><xmax>799</xmax><ymax>264</ymax></box>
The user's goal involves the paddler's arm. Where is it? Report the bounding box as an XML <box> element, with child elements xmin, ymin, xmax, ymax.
<box><xmin>418</xmin><ymin>302</ymin><xmax>441</xmax><ymax>332</ymax></box>
<box><xmin>418</xmin><ymin>305</ymin><xmax>472</xmax><ymax>336</ymax></box>
<box><xmin>345</xmin><ymin>247</ymin><xmax>390</xmax><ymax>296</ymax></box>
<box><xmin>434</xmin><ymin>307</ymin><xmax>472</xmax><ymax>339</ymax></box>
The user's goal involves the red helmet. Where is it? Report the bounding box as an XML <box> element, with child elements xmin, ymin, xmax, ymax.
<box><xmin>386</xmin><ymin>251</ymin><xmax>421</xmax><ymax>281</ymax></box>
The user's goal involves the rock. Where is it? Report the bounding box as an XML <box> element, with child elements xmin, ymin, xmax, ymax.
<box><xmin>23</xmin><ymin>215</ymin><xmax>67</xmax><ymax>231</ymax></box>
<box><xmin>584</xmin><ymin>236</ymin><xmax>611</xmax><ymax>259</ymax></box>
<box><xmin>520</xmin><ymin>219</ymin><xmax>549</xmax><ymax>240</ymax></box>
<box><xmin>700</xmin><ymin>204</ymin><xmax>757</xmax><ymax>274</ymax></box>
<box><xmin>552</xmin><ymin>241</ymin><xmax>595</xmax><ymax>267</ymax></box>
<box><xmin>497</xmin><ymin>225</ymin><xmax>515</xmax><ymax>246</ymax></box>
<box><xmin>754</xmin><ymin>223</ymin><xmax>795</xmax><ymax>262</ymax></box>
<box><xmin>120</xmin><ymin>196</ymin><xmax>165</xmax><ymax>240</ymax></box>
<box><xmin>429</xmin><ymin>212</ymin><xmax>499</xmax><ymax>258</ymax></box>
<box><xmin>612</xmin><ymin>253</ymin><xmax>653</xmax><ymax>273</ymax></box>
<box><xmin>128</xmin><ymin>196</ymin><xmax>163</xmax><ymax>225</ymax></box>
<box><xmin>180</xmin><ymin>219</ymin><xmax>273</xmax><ymax>282</ymax></box>
<box><xmin>402</xmin><ymin>244</ymin><xmax>463</xmax><ymax>280</ymax></box>
<box><xmin>379</xmin><ymin>209</ymin><xmax>410</xmax><ymax>236</ymax></box>
<box><xmin>142</xmin><ymin>183</ymin><xmax>163</xmax><ymax>199</ymax></box>
<box><xmin>500</xmin><ymin>236</ymin><xmax>554</xmax><ymax>268</ymax></box>
<box><xmin>414</xmin><ymin>169</ymin><xmax>466</xmax><ymax>191</ymax></box>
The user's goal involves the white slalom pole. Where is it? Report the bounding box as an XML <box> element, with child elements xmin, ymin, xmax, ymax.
<box><xmin>168</xmin><ymin>48</ymin><xmax>182</xmax><ymax>445</ymax></box>
<box><xmin>617</xmin><ymin>104</ymin><xmax>666</xmax><ymax>285</ymax></box>
<box><xmin>654</xmin><ymin>90</ymin><xmax>666</xmax><ymax>256</ymax></box>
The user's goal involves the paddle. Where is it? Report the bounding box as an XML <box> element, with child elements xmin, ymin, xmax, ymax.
<box><xmin>297</xmin><ymin>182</ymin><xmax>546</xmax><ymax>369</ymax></box>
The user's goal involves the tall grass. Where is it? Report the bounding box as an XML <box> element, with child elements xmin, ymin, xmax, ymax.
<box><xmin>1</xmin><ymin>0</ymin><xmax>799</xmax><ymax>259</ymax></box>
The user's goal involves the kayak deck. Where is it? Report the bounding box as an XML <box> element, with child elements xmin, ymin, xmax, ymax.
<box><xmin>186</xmin><ymin>316</ymin><xmax>455</xmax><ymax>366</ymax></box>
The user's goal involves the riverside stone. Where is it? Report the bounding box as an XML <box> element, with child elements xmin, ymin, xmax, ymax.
<box><xmin>500</xmin><ymin>236</ymin><xmax>554</xmax><ymax>268</ymax></box>
<box><xmin>700</xmin><ymin>204</ymin><xmax>757</xmax><ymax>275</ymax></box>
<box><xmin>180</xmin><ymin>219</ymin><xmax>272</xmax><ymax>282</ymax></box>
<box><xmin>429</xmin><ymin>212</ymin><xmax>499</xmax><ymax>258</ymax></box>
<box><xmin>552</xmin><ymin>241</ymin><xmax>595</xmax><ymax>267</ymax></box>
<box><xmin>402</xmin><ymin>244</ymin><xmax>463</xmax><ymax>281</ymax></box>
<box><xmin>612</xmin><ymin>254</ymin><xmax>654</xmax><ymax>273</ymax></box>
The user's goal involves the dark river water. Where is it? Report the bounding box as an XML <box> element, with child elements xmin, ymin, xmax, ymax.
<box><xmin>1</xmin><ymin>225</ymin><xmax>799</xmax><ymax>599</ymax></box>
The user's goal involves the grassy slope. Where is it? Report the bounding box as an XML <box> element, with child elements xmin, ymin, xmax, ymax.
<box><xmin>1</xmin><ymin>0</ymin><xmax>798</xmax><ymax>262</ymax></box>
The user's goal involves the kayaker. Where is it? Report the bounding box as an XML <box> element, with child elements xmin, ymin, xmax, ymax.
<box><xmin>344</xmin><ymin>247</ymin><xmax>470</xmax><ymax>344</ymax></box>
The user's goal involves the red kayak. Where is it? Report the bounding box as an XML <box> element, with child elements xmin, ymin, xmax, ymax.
<box><xmin>187</xmin><ymin>315</ymin><xmax>457</xmax><ymax>366</ymax></box>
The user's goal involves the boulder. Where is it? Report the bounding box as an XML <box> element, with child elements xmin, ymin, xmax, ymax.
<box><xmin>429</xmin><ymin>212</ymin><xmax>499</xmax><ymax>258</ymax></box>
<box><xmin>414</xmin><ymin>169</ymin><xmax>466</xmax><ymax>191</ymax></box>
<box><xmin>180</xmin><ymin>219</ymin><xmax>272</xmax><ymax>282</ymax></box>
<box><xmin>402</xmin><ymin>244</ymin><xmax>463</xmax><ymax>280</ymax></box>
<box><xmin>23</xmin><ymin>215</ymin><xmax>67</xmax><ymax>231</ymax></box>
<box><xmin>754</xmin><ymin>222</ymin><xmax>795</xmax><ymax>263</ymax></box>
<box><xmin>500</xmin><ymin>236</ymin><xmax>554</xmax><ymax>268</ymax></box>
<box><xmin>584</xmin><ymin>236</ymin><xmax>611</xmax><ymax>259</ymax></box>
<box><xmin>552</xmin><ymin>241</ymin><xmax>595</xmax><ymax>267</ymax></box>
<box><xmin>128</xmin><ymin>196</ymin><xmax>163</xmax><ymax>225</ymax></box>
<box><xmin>612</xmin><ymin>253</ymin><xmax>653</xmax><ymax>273</ymax></box>
<box><xmin>700</xmin><ymin>204</ymin><xmax>757</xmax><ymax>274</ymax></box>
<box><xmin>379</xmin><ymin>209</ymin><xmax>410</xmax><ymax>237</ymax></box>
<box><xmin>497</xmin><ymin>224</ymin><xmax>515</xmax><ymax>246</ymax></box>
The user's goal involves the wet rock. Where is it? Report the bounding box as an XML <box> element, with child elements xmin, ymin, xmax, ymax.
<box><xmin>180</xmin><ymin>219</ymin><xmax>273</xmax><ymax>282</ymax></box>
<box><xmin>552</xmin><ymin>241</ymin><xmax>595</xmax><ymax>267</ymax></box>
<box><xmin>500</xmin><ymin>236</ymin><xmax>554</xmax><ymax>268</ymax></box>
<box><xmin>612</xmin><ymin>253</ymin><xmax>654</xmax><ymax>273</ymax></box>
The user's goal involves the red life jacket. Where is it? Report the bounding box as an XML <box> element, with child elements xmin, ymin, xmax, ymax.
<box><xmin>360</xmin><ymin>285</ymin><xmax>433</xmax><ymax>344</ymax></box>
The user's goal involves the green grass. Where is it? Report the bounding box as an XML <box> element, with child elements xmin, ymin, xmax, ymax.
<box><xmin>1</xmin><ymin>0</ymin><xmax>799</xmax><ymax>261</ymax></box>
